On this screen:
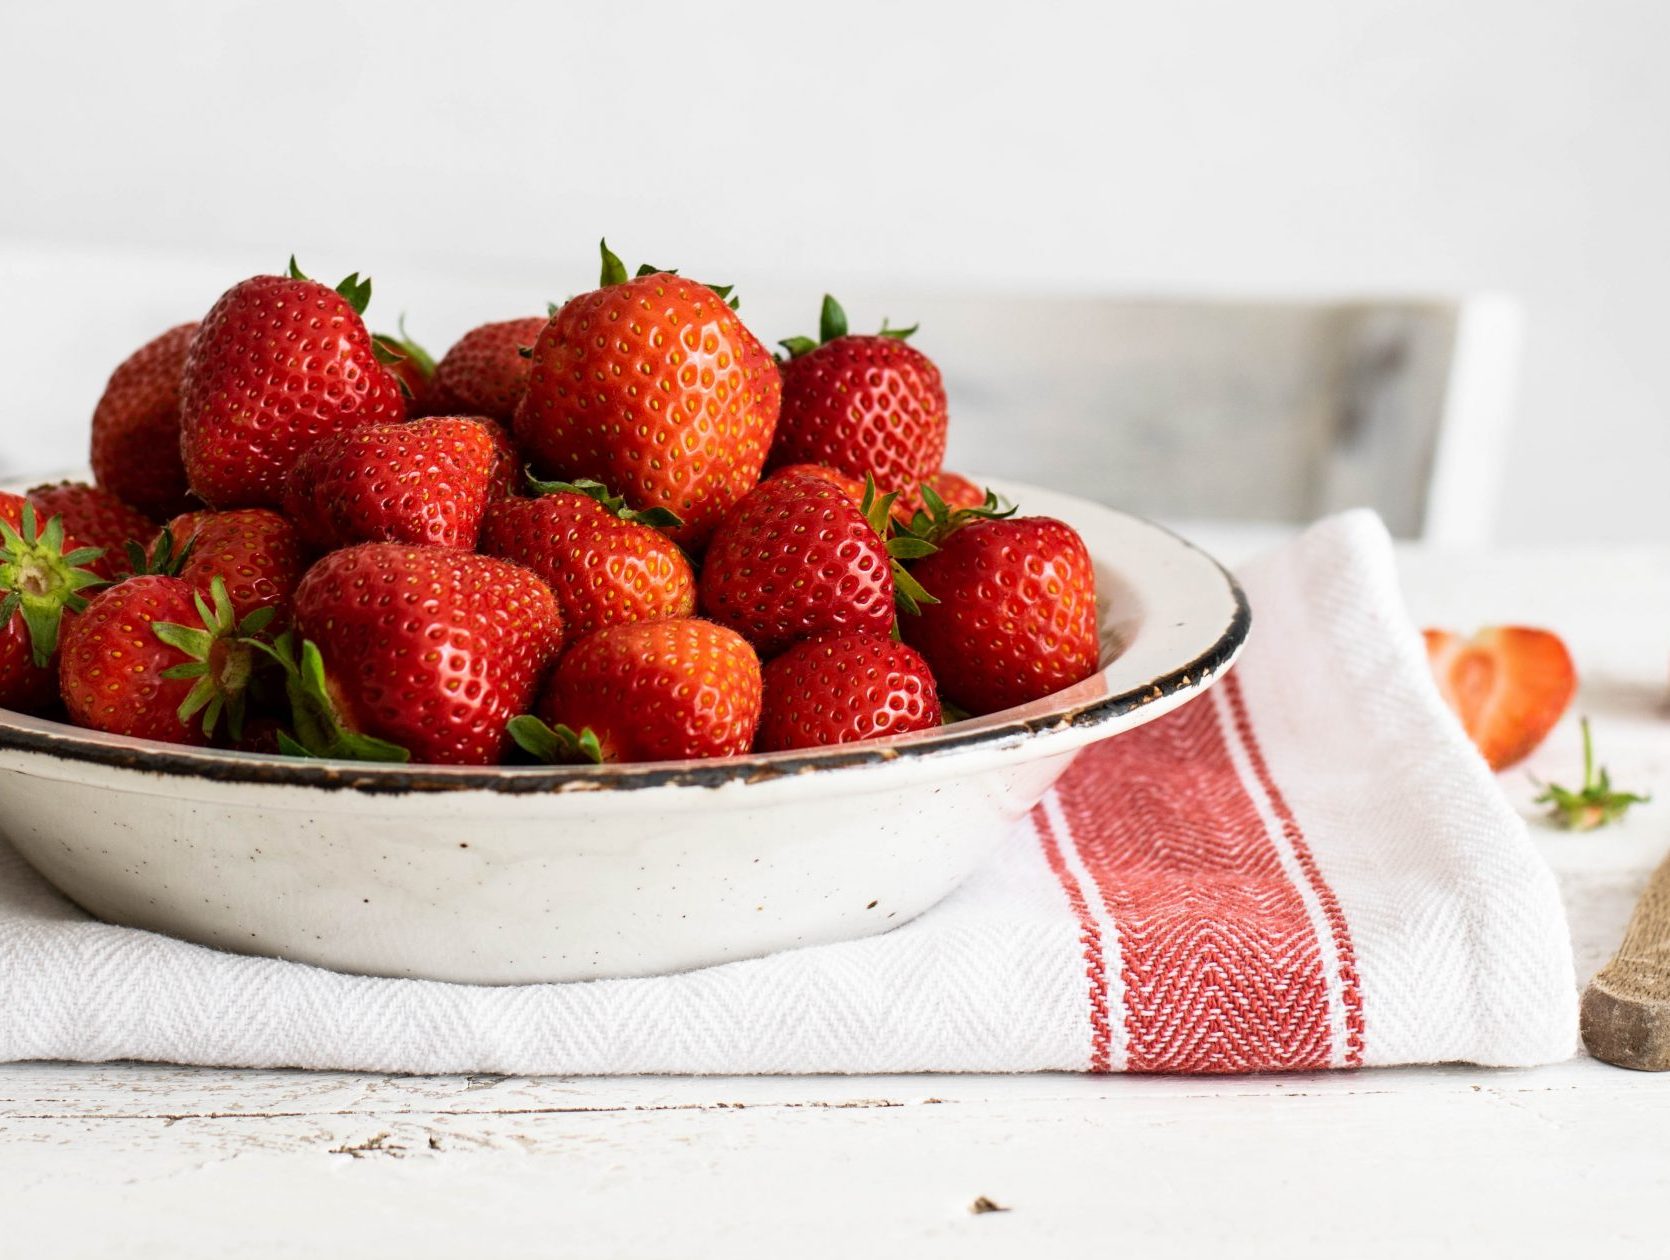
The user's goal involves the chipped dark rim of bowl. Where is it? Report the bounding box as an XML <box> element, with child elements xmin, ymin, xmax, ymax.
<box><xmin>0</xmin><ymin>535</ymin><xmax>1251</xmax><ymax>795</ymax></box>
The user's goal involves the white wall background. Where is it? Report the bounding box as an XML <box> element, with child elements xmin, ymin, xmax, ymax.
<box><xmin>1</xmin><ymin>0</ymin><xmax>1665</xmax><ymax>543</ymax></box>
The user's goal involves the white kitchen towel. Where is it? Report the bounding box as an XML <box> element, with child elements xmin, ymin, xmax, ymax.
<box><xmin>0</xmin><ymin>511</ymin><xmax>1578</xmax><ymax>1073</ymax></box>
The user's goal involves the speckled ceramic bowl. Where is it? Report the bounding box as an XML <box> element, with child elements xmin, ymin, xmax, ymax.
<box><xmin>0</xmin><ymin>477</ymin><xmax>1248</xmax><ymax>984</ymax></box>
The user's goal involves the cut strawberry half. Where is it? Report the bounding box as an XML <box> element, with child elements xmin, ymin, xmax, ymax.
<box><xmin>1424</xmin><ymin>626</ymin><xmax>1577</xmax><ymax>770</ymax></box>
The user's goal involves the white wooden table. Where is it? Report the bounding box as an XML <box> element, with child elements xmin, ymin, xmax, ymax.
<box><xmin>3</xmin><ymin>533</ymin><xmax>1668</xmax><ymax>1258</ymax></box>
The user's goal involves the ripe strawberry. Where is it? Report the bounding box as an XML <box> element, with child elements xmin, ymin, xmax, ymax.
<box><xmin>427</xmin><ymin>316</ymin><xmax>548</xmax><ymax>423</ymax></box>
<box><xmin>757</xmin><ymin>631</ymin><xmax>942</xmax><ymax>752</ymax></box>
<box><xmin>1424</xmin><ymin>626</ymin><xmax>1576</xmax><ymax>770</ymax></box>
<box><xmin>479</xmin><ymin>478</ymin><xmax>694</xmax><ymax>642</ymax></box>
<box><xmin>769</xmin><ymin>295</ymin><xmax>947</xmax><ymax>498</ymax></box>
<box><xmin>510</xmin><ymin>618</ymin><xmax>760</xmax><ymax>764</ymax></box>
<box><xmin>699</xmin><ymin>472</ymin><xmax>930</xmax><ymax>658</ymax></box>
<box><xmin>375</xmin><ymin>321</ymin><xmax>438</xmax><ymax>416</ymax></box>
<box><xmin>26</xmin><ymin>482</ymin><xmax>155</xmax><ymax>580</ymax></box>
<box><xmin>158</xmin><ymin>508</ymin><xmax>305</xmax><ymax>627</ymax></box>
<box><xmin>0</xmin><ymin>494</ymin><xmax>106</xmax><ymax>713</ymax></box>
<box><xmin>923</xmin><ymin>470</ymin><xmax>985</xmax><ymax>513</ymax></box>
<box><xmin>902</xmin><ymin>516</ymin><xmax>1100</xmax><ymax>716</ymax></box>
<box><xmin>514</xmin><ymin>241</ymin><xmax>780</xmax><ymax>549</ymax></box>
<box><xmin>480</xmin><ymin>418</ymin><xmax>521</xmax><ymax>500</ymax></box>
<box><xmin>89</xmin><ymin>322</ymin><xmax>199</xmax><ymax>518</ymax></box>
<box><xmin>283</xmin><ymin>416</ymin><xmax>502</xmax><ymax>550</ymax></box>
<box><xmin>284</xmin><ymin>543</ymin><xmax>563</xmax><ymax>765</ymax></box>
<box><xmin>59</xmin><ymin>576</ymin><xmax>272</xmax><ymax>745</ymax></box>
<box><xmin>180</xmin><ymin>260</ymin><xmax>406</xmax><ymax>509</ymax></box>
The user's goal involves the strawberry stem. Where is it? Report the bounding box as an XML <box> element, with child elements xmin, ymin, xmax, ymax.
<box><xmin>0</xmin><ymin>502</ymin><xmax>107</xmax><ymax>667</ymax></box>
<box><xmin>508</xmin><ymin>715</ymin><xmax>604</xmax><ymax>765</ymax></box>
<box><xmin>1532</xmin><ymin>717</ymin><xmax>1650</xmax><ymax>831</ymax></box>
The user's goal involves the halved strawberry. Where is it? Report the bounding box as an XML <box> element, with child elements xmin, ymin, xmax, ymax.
<box><xmin>1423</xmin><ymin>627</ymin><xmax>1576</xmax><ymax>770</ymax></box>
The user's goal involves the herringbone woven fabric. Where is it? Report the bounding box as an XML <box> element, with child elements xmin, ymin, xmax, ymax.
<box><xmin>0</xmin><ymin>511</ymin><xmax>1577</xmax><ymax>1073</ymax></box>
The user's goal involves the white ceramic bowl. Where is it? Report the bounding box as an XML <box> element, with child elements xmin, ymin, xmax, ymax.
<box><xmin>0</xmin><ymin>478</ymin><xmax>1248</xmax><ymax>984</ymax></box>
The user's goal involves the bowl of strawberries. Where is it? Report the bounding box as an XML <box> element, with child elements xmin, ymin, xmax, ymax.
<box><xmin>0</xmin><ymin>246</ymin><xmax>1248</xmax><ymax>984</ymax></box>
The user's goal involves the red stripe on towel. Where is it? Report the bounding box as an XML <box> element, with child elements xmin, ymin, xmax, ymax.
<box><xmin>1033</xmin><ymin>800</ymin><xmax>1113</xmax><ymax>1072</ymax></box>
<box><xmin>1221</xmin><ymin>672</ymin><xmax>1366</xmax><ymax>1066</ymax></box>
<box><xmin>1054</xmin><ymin>689</ymin><xmax>1333</xmax><ymax>1072</ymax></box>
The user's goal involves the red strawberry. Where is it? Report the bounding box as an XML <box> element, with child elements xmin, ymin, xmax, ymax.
<box><xmin>769</xmin><ymin>295</ymin><xmax>947</xmax><ymax>498</ymax></box>
<box><xmin>26</xmin><ymin>482</ymin><xmax>155</xmax><ymax>580</ymax></box>
<box><xmin>1424</xmin><ymin>627</ymin><xmax>1576</xmax><ymax>770</ymax></box>
<box><xmin>699</xmin><ymin>472</ymin><xmax>908</xmax><ymax>658</ymax></box>
<box><xmin>757</xmin><ymin>631</ymin><xmax>941</xmax><ymax>752</ymax></box>
<box><xmin>769</xmin><ymin>462</ymin><xmax>868</xmax><ymax>503</ymax></box>
<box><xmin>180</xmin><ymin>260</ymin><xmax>406</xmax><ymax>509</ymax></box>
<box><xmin>514</xmin><ymin>241</ymin><xmax>780</xmax><ymax>549</ymax></box>
<box><xmin>923</xmin><ymin>470</ymin><xmax>984</xmax><ymax>513</ymax></box>
<box><xmin>374</xmin><ymin>321</ymin><xmax>437</xmax><ymax>416</ymax></box>
<box><xmin>285</xmin><ymin>543</ymin><xmax>563</xmax><ymax>765</ymax></box>
<box><xmin>282</xmin><ymin>416</ymin><xmax>501</xmax><ymax>550</ymax></box>
<box><xmin>162</xmin><ymin>508</ymin><xmax>305</xmax><ymax>627</ymax></box>
<box><xmin>511</xmin><ymin>617</ymin><xmax>760</xmax><ymax>764</ymax></box>
<box><xmin>0</xmin><ymin>493</ymin><xmax>106</xmax><ymax>713</ymax></box>
<box><xmin>59</xmin><ymin>575</ymin><xmax>272</xmax><ymax>745</ymax></box>
<box><xmin>89</xmin><ymin>322</ymin><xmax>199</xmax><ymax>519</ymax></box>
<box><xmin>480</xmin><ymin>478</ymin><xmax>694</xmax><ymax>642</ymax></box>
<box><xmin>902</xmin><ymin>516</ymin><xmax>1100</xmax><ymax>716</ymax></box>
<box><xmin>479</xmin><ymin>418</ymin><xmax>521</xmax><ymax>500</ymax></box>
<box><xmin>427</xmin><ymin>316</ymin><xmax>547</xmax><ymax>423</ymax></box>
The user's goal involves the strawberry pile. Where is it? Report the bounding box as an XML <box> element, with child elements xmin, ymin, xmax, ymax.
<box><xmin>1</xmin><ymin>243</ymin><xmax>1103</xmax><ymax>766</ymax></box>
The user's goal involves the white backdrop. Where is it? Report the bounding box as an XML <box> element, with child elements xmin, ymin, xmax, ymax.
<box><xmin>1</xmin><ymin>0</ymin><xmax>1665</xmax><ymax>544</ymax></box>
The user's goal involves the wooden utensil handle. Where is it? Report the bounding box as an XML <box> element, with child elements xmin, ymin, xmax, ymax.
<box><xmin>1582</xmin><ymin>850</ymin><xmax>1670</xmax><ymax>1070</ymax></box>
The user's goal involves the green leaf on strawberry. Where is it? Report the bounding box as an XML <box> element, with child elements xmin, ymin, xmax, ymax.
<box><xmin>1533</xmin><ymin>718</ymin><xmax>1650</xmax><ymax>831</ymax></box>
<box><xmin>857</xmin><ymin>475</ymin><xmax>939</xmax><ymax>617</ymax></box>
<box><xmin>149</xmin><ymin>576</ymin><xmax>272</xmax><ymax>741</ymax></box>
<box><xmin>507</xmin><ymin>714</ymin><xmax>605</xmax><ymax>765</ymax></box>
<box><xmin>0</xmin><ymin>501</ymin><xmax>107</xmax><ymax>667</ymax></box>
<box><xmin>286</xmin><ymin>256</ymin><xmax>373</xmax><ymax>317</ymax></box>
<box><xmin>250</xmin><ymin>631</ymin><xmax>411</xmax><ymax>763</ymax></box>
<box><xmin>778</xmin><ymin>295</ymin><xmax>922</xmax><ymax>361</ymax></box>
<box><xmin>901</xmin><ymin>480</ymin><xmax>1017</xmax><ymax>547</ymax></box>
<box><xmin>523</xmin><ymin>471</ymin><xmax>685</xmax><ymax>530</ymax></box>
<box><xmin>597</xmin><ymin>239</ymin><xmax>741</xmax><ymax>309</ymax></box>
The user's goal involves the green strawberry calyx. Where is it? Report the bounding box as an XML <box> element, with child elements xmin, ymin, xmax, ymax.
<box><xmin>524</xmin><ymin>471</ymin><xmax>685</xmax><ymax>530</ymax></box>
<box><xmin>859</xmin><ymin>476</ymin><xmax>939</xmax><ymax>617</ymax></box>
<box><xmin>286</xmin><ymin>255</ymin><xmax>374</xmax><ymax>317</ymax></box>
<box><xmin>372</xmin><ymin>315</ymin><xmax>437</xmax><ymax>392</ymax></box>
<box><xmin>1532</xmin><ymin>717</ymin><xmax>1650</xmax><ymax>832</ymax></box>
<box><xmin>124</xmin><ymin>524</ymin><xmax>198</xmax><ymax>580</ymax></box>
<box><xmin>900</xmin><ymin>481</ymin><xmax>1017</xmax><ymax>547</ymax></box>
<box><xmin>248</xmin><ymin>631</ymin><xmax>411</xmax><ymax>763</ymax></box>
<box><xmin>778</xmin><ymin>295</ymin><xmax>919</xmax><ymax>360</ymax></box>
<box><xmin>151</xmin><ymin>577</ymin><xmax>274</xmax><ymax>742</ymax></box>
<box><xmin>0</xmin><ymin>502</ymin><xmax>107</xmax><ymax>667</ymax></box>
<box><xmin>596</xmin><ymin>239</ymin><xmax>740</xmax><ymax>310</ymax></box>
<box><xmin>507</xmin><ymin>714</ymin><xmax>605</xmax><ymax>766</ymax></box>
